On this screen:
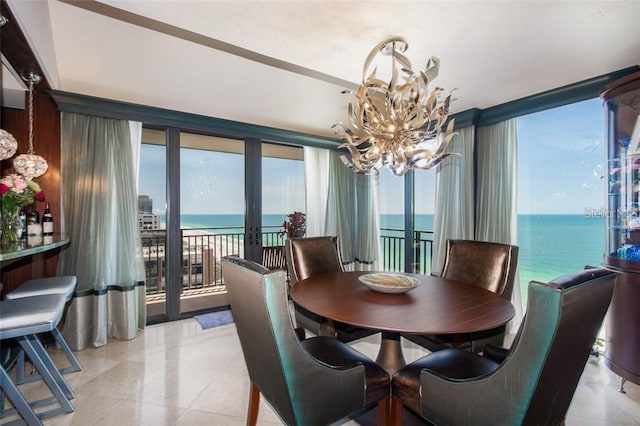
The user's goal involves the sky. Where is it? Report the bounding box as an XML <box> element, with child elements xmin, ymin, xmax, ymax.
<box><xmin>378</xmin><ymin>97</ymin><xmax>605</xmax><ymax>215</ymax></box>
<box><xmin>138</xmin><ymin>145</ymin><xmax>305</xmax><ymax>215</ymax></box>
<box><xmin>138</xmin><ymin>97</ymin><xmax>605</xmax><ymax>217</ymax></box>
<box><xmin>517</xmin><ymin>98</ymin><xmax>605</xmax><ymax>215</ymax></box>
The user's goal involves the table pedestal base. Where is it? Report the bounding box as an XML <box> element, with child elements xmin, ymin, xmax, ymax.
<box><xmin>376</xmin><ymin>331</ymin><xmax>406</xmax><ymax>374</ymax></box>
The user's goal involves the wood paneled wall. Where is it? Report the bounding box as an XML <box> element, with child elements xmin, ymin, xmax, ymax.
<box><xmin>1</xmin><ymin>91</ymin><xmax>63</xmax><ymax>296</ymax></box>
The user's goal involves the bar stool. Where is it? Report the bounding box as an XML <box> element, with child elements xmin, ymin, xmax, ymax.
<box><xmin>4</xmin><ymin>276</ymin><xmax>81</xmax><ymax>382</ymax></box>
<box><xmin>0</xmin><ymin>294</ymin><xmax>75</xmax><ymax>425</ymax></box>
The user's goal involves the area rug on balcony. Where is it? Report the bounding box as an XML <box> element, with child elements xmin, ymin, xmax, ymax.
<box><xmin>194</xmin><ymin>309</ymin><xmax>234</xmax><ymax>330</ymax></box>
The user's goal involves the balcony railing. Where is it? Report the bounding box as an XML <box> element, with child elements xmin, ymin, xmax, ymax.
<box><xmin>142</xmin><ymin>226</ymin><xmax>434</xmax><ymax>296</ymax></box>
<box><xmin>380</xmin><ymin>228</ymin><xmax>434</xmax><ymax>275</ymax></box>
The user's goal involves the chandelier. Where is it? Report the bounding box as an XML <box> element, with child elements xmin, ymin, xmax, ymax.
<box><xmin>333</xmin><ymin>36</ymin><xmax>457</xmax><ymax>176</ymax></box>
<box><xmin>0</xmin><ymin>129</ymin><xmax>18</xmax><ymax>161</ymax></box>
<box><xmin>13</xmin><ymin>72</ymin><xmax>48</xmax><ymax>179</ymax></box>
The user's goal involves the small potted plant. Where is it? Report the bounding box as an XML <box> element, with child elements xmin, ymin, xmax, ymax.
<box><xmin>279</xmin><ymin>211</ymin><xmax>306</xmax><ymax>238</ymax></box>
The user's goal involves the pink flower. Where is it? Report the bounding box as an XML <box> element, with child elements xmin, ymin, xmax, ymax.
<box><xmin>0</xmin><ymin>173</ymin><xmax>46</xmax><ymax>210</ymax></box>
<box><xmin>12</xmin><ymin>177</ymin><xmax>27</xmax><ymax>193</ymax></box>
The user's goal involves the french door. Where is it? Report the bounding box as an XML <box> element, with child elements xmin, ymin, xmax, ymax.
<box><xmin>139</xmin><ymin>129</ymin><xmax>304</xmax><ymax>323</ymax></box>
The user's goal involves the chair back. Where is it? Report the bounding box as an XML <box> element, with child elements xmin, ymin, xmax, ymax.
<box><xmin>519</xmin><ymin>268</ymin><xmax>615</xmax><ymax>424</ymax></box>
<box><xmin>441</xmin><ymin>239</ymin><xmax>518</xmax><ymax>299</ymax></box>
<box><xmin>261</xmin><ymin>245</ymin><xmax>287</xmax><ymax>270</ymax></box>
<box><xmin>221</xmin><ymin>256</ymin><xmax>364</xmax><ymax>425</ymax></box>
<box><xmin>421</xmin><ymin>268</ymin><xmax>615</xmax><ymax>425</ymax></box>
<box><xmin>285</xmin><ymin>236</ymin><xmax>344</xmax><ymax>286</ymax></box>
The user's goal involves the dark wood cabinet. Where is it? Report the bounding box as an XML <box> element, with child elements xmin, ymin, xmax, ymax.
<box><xmin>602</xmin><ymin>71</ymin><xmax>640</xmax><ymax>391</ymax></box>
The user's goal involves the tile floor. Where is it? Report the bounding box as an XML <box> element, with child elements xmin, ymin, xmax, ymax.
<box><xmin>4</xmin><ymin>319</ymin><xmax>640</xmax><ymax>425</ymax></box>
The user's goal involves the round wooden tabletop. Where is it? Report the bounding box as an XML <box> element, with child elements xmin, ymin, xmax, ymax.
<box><xmin>290</xmin><ymin>271</ymin><xmax>515</xmax><ymax>335</ymax></box>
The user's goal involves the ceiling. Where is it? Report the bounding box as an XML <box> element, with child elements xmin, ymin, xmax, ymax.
<box><xmin>4</xmin><ymin>0</ymin><xmax>640</xmax><ymax>139</ymax></box>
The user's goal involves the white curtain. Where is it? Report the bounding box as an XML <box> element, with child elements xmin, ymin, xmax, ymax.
<box><xmin>129</xmin><ymin>121</ymin><xmax>143</xmax><ymax>192</ymax></box>
<box><xmin>303</xmin><ymin>146</ymin><xmax>329</xmax><ymax>237</ymax></box>
<box><xmin>58</xmin><ymin>113</ymin><xmax>146</xmax><ymax>350</ymax></box>
<box><xmin>476</xmin><ymin>119</ymin><xmax>523</xmax><ymax>332</ymax></box>
<box><xmin>304</xmin><ymin>147</ymin><xmax>381</xmax><ymax>270</ymax></box>
<box><xmin>326</xmin><ymin>151</ymin><xmax>380</xmax><ymax>270</ymax></box>
<box><xmin>432</xmin><ymin>126</ymin><xmax>476</xmax><ymax>275</ymax></box>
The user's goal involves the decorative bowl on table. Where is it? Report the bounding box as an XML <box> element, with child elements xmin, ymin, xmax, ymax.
<box><xmin>358</xmin><ymin>273</ymin><xmax>421</xmax><ymax>294</ymax></box>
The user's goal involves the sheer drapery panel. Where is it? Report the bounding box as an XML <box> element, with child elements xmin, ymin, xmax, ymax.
<box><xmin>326</xmin><ymin>151</ymin><xmax>381</xmax><ymax>270</ymax></box>
<box><xmin>476</xmin><ymin>119</ymin><xmax>523</xmax><ymax>332</ymax></box>
<box><xmin>303</xmin><ymin>146</ymin><xmax>329</xmax><ymax>237</ymax></box>
<box><xmin>432</xmin><ymin>126</ymin><xmax>475</xmax><ymax>275</ymax></box>
<box><xmin>304</xmin><ymin>149</ymin><xmax>381</xmax><ymax>271</ymax></box>
<box><xmin>58</xmin><ymin>112</ymin><xmax>146</xmax><ymax>350</ymax></box>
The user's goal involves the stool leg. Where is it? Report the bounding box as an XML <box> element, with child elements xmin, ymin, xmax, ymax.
<box><xmin>18</xmin><ymin>336</ymin><xmax>75</xmax><ymax>418</ymax></box>
<box><xmin>0</xmin><ymin>367</ymin><xmax>41</xmax><ymax>426</ymax></box>
<box><xmin>15</xmin><ymin>349</ymin><xmax>28</xmax><ymax>385</ymax></box>
<box><xmin>14</xmin><ymin>329</ymin><xmax>81</xmax><ymax>385</ymax></box>
<box><xmin>22</xmin><ymin>335</ymin><xmax>75</xmax><ymax>400</ymax></box>
<box><xmin>51</xmin><ymin>328</ymin><xmax>82</xmax><ymax>374</ymax></box>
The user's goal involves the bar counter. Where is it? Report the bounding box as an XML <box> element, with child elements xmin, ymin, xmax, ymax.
<box><xmin>0</xmin><ymin>234</ymin><xmax>70</xmax><ymax>265</ymax></box>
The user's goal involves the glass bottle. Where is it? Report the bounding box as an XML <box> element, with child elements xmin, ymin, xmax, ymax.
<box><xmin>19</xmin><ymin>208</ymin><xmax>27</xmax><ymax>240</ymax></box>
<box><xmin>42</xmin><ymin>201</ymin><xmax>53</xmax><ymax>236</ymax></box>
<box><xmin>26</xmin><ymin>204</ymin><xmax>40</xmax><ymax>236</ymax></box>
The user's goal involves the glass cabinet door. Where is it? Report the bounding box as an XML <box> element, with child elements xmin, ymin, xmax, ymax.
<box><xmin>602</xmin><ymin>72</ymin><xmax>640</xmax><ymax>272</ymax></box>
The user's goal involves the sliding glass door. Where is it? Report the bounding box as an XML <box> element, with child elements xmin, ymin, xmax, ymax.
<box><xmin>138</xmin><ymin>130</ymin><xmax>305</xmax><ymax>323</ymax></box>
<box><xmin>261</xmin><ymin>142</ymin><xmax>305</xmax><ymax>269</ymax></box>
<box><xmin>178</xmin><ymin>131</ymin><xmax>246</xmax><ymax>316</ymax></box>
<box><xmin>138</xmin><ymin>129</ymin><xmax>168</xmax><ymax>319</ymax></box>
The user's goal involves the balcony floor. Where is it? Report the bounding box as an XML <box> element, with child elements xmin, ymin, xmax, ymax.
<box><xmin>4</xmin><ymin>319</ymin><xmax>640</xmax><ymax>425</ymax></box>
<box><xmin>146</xmin><ymin>287</ymin><xmax>229</xmax><ymax>317</ymax></box>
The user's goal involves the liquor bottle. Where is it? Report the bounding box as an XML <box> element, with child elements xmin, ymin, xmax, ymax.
<box><xmin>26</xmin><ymin>204</ymin><xmax>40</xmax><ymax>236</ymax></box>
<box><xmin>42</xmin><ymin>201</ymin><xmax>54</xmax><ymax>236</ymax></box>
<box><xmin>19</xmin><ymin>208</ymin><xmax>27</xmax><ymax>239</ymax></box>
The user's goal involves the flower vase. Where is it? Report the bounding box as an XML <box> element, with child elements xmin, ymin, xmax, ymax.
<box><xmin>1</xmin><ymin>206</ymin><xmax>23</xmax><ymax>243</ymax></box>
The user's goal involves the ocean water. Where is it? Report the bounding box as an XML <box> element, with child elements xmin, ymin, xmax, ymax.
<box><xmin>179</xmin><ymin>213</ymin><xmax>605</xmax><ymax>295</ymax></box>
<box><xmin>178</xmin><ymin>214</ymin><xmax>288</xmax><ymax>232</ymax></box>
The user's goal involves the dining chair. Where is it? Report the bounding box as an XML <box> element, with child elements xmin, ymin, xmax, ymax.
<box><xmin>390</xmin><ymin>268</ymin><xmax>615</xmax><ymax>426</ymax></box>
<box><xmin>221</xmin><ymin>256</ymin><xmax>391</xmax><ymax>426</ymax></box>
<box><xmin>404</xmin><ymin>239</ymin><xmax>519</xmax><ymax>352</ymax></box>
<box><xmin>261</xmin><ymin>245</ymin><xmax>287</xmax><ymax>271</ymax></box>
<box><xmin>285</xmin><ymin>236</ymin><xmax>378</xmax><ymax>342</ymax></box>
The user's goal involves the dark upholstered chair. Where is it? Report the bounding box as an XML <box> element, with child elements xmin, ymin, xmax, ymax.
<box><xmin>261</xmin><ymin>245</ymin><xmax>286</xmax><ymax>271</ymax></box>
<box><xmin>285</xmin><ymin>236</ymin><xmax>377</xmax><ymax>342</ymax></box>
<box><xmin>221</xmin><ymin>256</ymin><xmax>391</xmax><ymax>426</ymax></box>
<box><xmin>404</xmin><ymin>239</ymin><xmax>519</xmax><ymax>353</ymax></box>
<box><xmin>390</xmin><ymin>268</ymin><xmax>615</xmax><ymax>426</ymax></box>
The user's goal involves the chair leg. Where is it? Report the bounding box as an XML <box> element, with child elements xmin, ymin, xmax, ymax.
<box><xmin>247</xmin><ymin>382</ymin><xmax>260</xmax><ymax>426</ymax></box>
<box><xmin>390</xmin><ymin>396</ymin><xmax>404</xmax><ymax>426</ymax></box>
<box><xmin>377</xmin><ymin>396</ymin><xmax>390</xmax><ymax>425</ymax></box>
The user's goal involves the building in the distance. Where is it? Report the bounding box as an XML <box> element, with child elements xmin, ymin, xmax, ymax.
<box><xmin>138</xmin><ymin>195</ymin><xmax>162</xmax><ymax>231</ymax></box>
<box><xmin>138</xmin><ymin>195</ymin><xmax>153</xmax><ymax>214</ymax></box>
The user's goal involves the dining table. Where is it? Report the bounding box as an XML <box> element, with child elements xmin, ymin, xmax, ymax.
<box><xmin>290</xmin><ymin>271</ymin><xmax>515</xmax><ymax>374</ymax></box>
